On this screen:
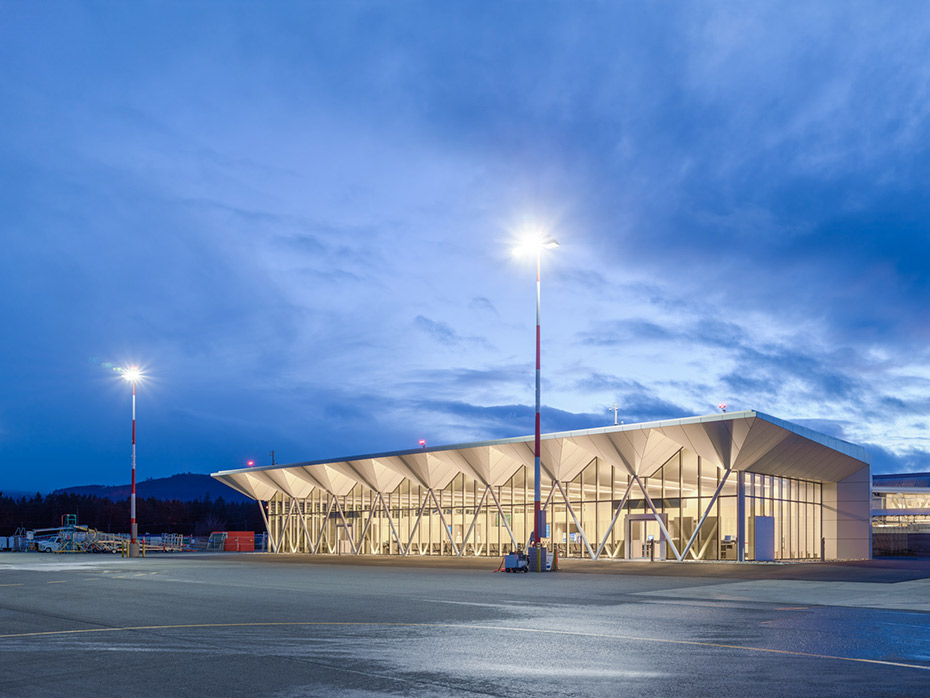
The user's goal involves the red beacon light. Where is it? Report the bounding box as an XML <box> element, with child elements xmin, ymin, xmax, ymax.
<box><xmin>718</xmin><ymin>403</ymin><xmax>727</xmax><ymax>413</ymax></box>
<box><xmin>419</xmin><ymin>440</ymin><xmax>426</xmax><ymax>449</ymax></box>
<box><xmin>247</xmin><ymin>460</ymin><xmax>255</xmax><ymax>467</ymax></box>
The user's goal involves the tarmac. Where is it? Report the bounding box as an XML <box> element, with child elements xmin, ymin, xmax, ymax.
<box><xmin>2</xmin><ymin>552</ymin><xmax>929</xmax><ymax>696</ymax></box>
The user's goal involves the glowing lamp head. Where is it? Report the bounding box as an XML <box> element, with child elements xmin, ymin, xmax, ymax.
<box><xmin>511</xmin><ymin>233</ymin><xmax>560</xmax><ymax>258</ymax></box>
<box><xmin>122</xmin><ymin>367</ymin><xmax>142</xmax><ymax>383</ymax></box>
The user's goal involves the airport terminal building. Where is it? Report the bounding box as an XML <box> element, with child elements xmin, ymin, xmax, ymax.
<box><xmin>212</xmin><ymin>411</ymin><xmax>872</xmax><ymax>562</ymax></box>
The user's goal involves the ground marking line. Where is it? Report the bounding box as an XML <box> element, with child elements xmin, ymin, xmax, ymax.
<box><xmin>0</xmin><ymin>621</ymin><xmax>926</xmax><ymax>671</ymax></box>
<box><xmin>47</xmin><ymin>581</ymin><xmax>67</xmax><ymax>584</ymax></box>
<box><xmin>0</xmin><ymin>584</ymin><xmax>24</xmax><ymax>587</ymax></box>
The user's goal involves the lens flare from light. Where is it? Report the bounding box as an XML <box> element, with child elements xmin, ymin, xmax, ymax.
<box><xmin>511</xmin><ymin>233</ymin><xmax>560</xmax><ymax>258</ymax></box>
<box><xmin>121</xmin><ymin>366</ymin><xmax>143</xmax><ymax>382</ymax></box>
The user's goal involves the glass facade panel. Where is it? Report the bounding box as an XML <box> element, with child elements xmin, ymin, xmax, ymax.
<box><xmin>266</xmin><ymin>449</ymin><xmax>825</xmax><ymax>561</ymax></box>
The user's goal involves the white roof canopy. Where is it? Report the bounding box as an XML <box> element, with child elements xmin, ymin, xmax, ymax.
<box><xmin>212</xmin><ymin>410</ymin><xmax>870</xmax><ymax>501</ymax></box>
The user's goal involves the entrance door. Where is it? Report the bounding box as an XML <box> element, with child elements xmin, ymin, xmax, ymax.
<box><xmin>625</xmin><ymin>514</ymin><xmax>667</xmax><ymax>560</ymax></box>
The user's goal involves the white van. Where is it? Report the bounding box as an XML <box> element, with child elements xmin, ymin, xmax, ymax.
<box><xmin>35</xmin><ymin>536</ymin><xmax>61</xmax><ymax>553</ymax></box>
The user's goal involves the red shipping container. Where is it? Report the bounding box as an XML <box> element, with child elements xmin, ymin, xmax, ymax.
<box><xmin>223</xmin><ymin>531</ymin><xmax>255</xmax><ymax>552</ymax></box>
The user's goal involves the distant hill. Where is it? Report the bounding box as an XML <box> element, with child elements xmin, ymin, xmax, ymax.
<box><xmin>54</xmin><ymin>472</ymin><xmax>250</xmax><ymax>503</ymax></box>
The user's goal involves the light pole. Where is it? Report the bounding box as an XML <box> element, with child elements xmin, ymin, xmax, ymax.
<box><xmin>122</xmin><ymin>367</ymin><xmax>142</xmax><ymax>557</ymax></box>
<box><xmin>513</xmin><ymin>234</ymin><xmax>559</xmax><ymax>571</ymax></box>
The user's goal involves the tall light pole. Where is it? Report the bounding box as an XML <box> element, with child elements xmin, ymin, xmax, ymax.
<box><xmin>513</xmin><ymin>234</ymin><xmax>559</xmax><ymax>571</ymax></box>
<box><xmin>122</xmin><ymin>367</ymin><xmax>143</xmax><ymax>558</ymax></box>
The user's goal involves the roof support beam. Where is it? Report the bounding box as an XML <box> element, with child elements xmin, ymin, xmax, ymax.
<box><xmin>256</xmin><ymin>499</ymin><xmax>278</xmax><ymax>554</ymax></box>
<box><xmin>356</xmin><ymin>491</ymin><xmax>406</xmax><ymax>555</ymax></box>
<box><xmin>487</xmin><ymin>486</ymin><xmax>518</xmax><ymax>550</ymax></box>
<box><xmin>554</xmin><ymin>480</ymin><xmax>596</xmax><ymax>560</ymax></box>
<box><xmin>594</xmin><ymin>478</ymin><xmax>634</xmax><ymax>559</ymax></box>
<box><xmin>457</xmin><ymin>486</ymin><xmax>490</xmax><ymax>557</ymax></box>
<box><xmin>312</xmin><ymin>496</ymin><xmax>337</xmax><ymax>554</ymax></box>
<box><xmin>295</xmin><ymin>497</ymin><xmax>317</xmax><ymax>554</ymax></box>
<box><xmin>631</xmin><ymin>473</ymin><xmax>682</xmax><ymax>561</ymax></box>
<box><xmin>331</xmin><ymin>495</ymin><xmax>358</xmax><ymax>555</ymax></box>
<box><xmin>679</xmin><ymin>467</ymin><xmax>732</xmax><ymax>560</ymax></box>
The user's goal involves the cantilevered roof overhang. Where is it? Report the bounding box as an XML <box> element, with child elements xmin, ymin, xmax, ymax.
<box><xmin>212</xmin><ymin>410</ymin><xmax>870</xmax><ymax>502</ymax></box>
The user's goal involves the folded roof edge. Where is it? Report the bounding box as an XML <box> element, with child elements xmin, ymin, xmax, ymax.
<box><xmin>212</xmin><ymin>410</ymin><xmax>870</xmax><ymax>479</ymax></box>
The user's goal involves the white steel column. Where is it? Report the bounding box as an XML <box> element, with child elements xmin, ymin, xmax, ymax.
<box><xmin>487</xmin><ymin>487</ymin><xmax>518</xmax><ymax>549</ymax></box>
<box><xmin>680</xmin><ymin>468</ymin><xmax>732</xmax><ymax>560</ymax></box>
<box><xmin>594</xmin><ymin>479</ymin><xmax>634</xmax><ymax>559</ymax></box>
<box><xmin>332</xmin><ymin>496</ymin><xmax>358</xmax><ymax>555</ymax></box>
<box><xmin>257</xmin><ymin>500</ymin><xmax>279</xmax><ymax>553</ymax></box>
<box><xmin>737</xmin><ymin>472</ymin><xmax>746</xmax><ymax>562</ymax></box>
<box><xmin>430</xmin><ymin>490</ymin><xmax>459</xmax><ymax>556</ymax></box>
<box><xmin>405</xmin><ymin>490</ymin><xmax>431</xmax><ymax>554</ymax></box>
<box><xmin>296</xmin><ymin>498</ymin><xmax>317</xmax><ymax>554</ymax></box>
<box><xmin>554</xmin><ymin>481</ymin><xmax>596</xmax><ymax>559</ymax></box>
<box><xmin>457</xmin><ymin>486</ymin><xmax>490</xmax><ymax>556</ymax></box>
<box><xmin>630</xmin><ymin>473</ymin><xmax>682</xmax><ymax>561</ymax></box>
<box><xmin>313</xmin><ymin>496</ymin><xmax>337</xmax><ymax>553</ymax></box>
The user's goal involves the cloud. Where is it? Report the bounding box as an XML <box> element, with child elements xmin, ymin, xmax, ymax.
<box><xmin>4</xmin><ymin>3</ymin><xmax>930</xmax><ymax>489</ymax></box>
<box><xmin>469</xmin><ymin>296</ymin><xmax>499</xmax><ymax>317</ymax></box>
<box><xmin>414</xmin><ymin>315</ymin><xmax>460</xmax><ymax>345</ymax></box>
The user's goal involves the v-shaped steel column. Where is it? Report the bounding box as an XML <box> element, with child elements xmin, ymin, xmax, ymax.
<box><xmin>405</xmin><ymin>490</ymin><xmax>432</xmax><ymax>553</ymax></box>
<box><xmin>294</xmin><ymin>497</ymin><xmax>317</xmax><ymax>554</ymax></box>
<box><xmin>630</xmin><ymin>473</ymin><xmax>682</xmax><ymax>561</ymax></box>
<box><xmin>356</xmin><ymin>491</ymin><xmax>407</xmax><ymax>555</ymax></box>
<box><xmin>594</xmin><ymin>479</ymin><xmax>634</xmax><ymax>559</ymax></box>
<box><xmin>457</xmin><ymin>486</ymin><xmax>490</xmax><ymax>557</ymax></box>
<box><xmin>331</xmin><ymin>495</ymin><xmax>358</xmax><ymax>555</ymax></box>
<box><xmin>429</xmin><ymin>489</ymin><xmax>459</xmax><ymax>556</ymax></box>
<box><xmin>313</xmin><ymin>496</ymin><xmax>337</xmax><ymax>554</ymax></box>
<box><xmin>281</xmin><ymin>495</ymin><xmax>300</xmax><ymax>553</ymax></box>
<box><xmin>257</xmin><ymin>499</ymin><xmax>278</xmax><ymax>554</ymax></box>
<box><xmin>554</xmin><ymin>481</ymin><xmax>597</xmax><ymax>559</ymax></box>
<box><xmin>487</xmin><ymin>487</ymin><xmax>518</xmax><ymax>549</ymax></box>
<box><xmin>679</xmin><ymin>468</ymin><xmax>732</xmax><ymax>560</ymax></box>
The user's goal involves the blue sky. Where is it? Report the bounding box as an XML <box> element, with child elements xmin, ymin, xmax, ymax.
<box><xmin>2</xmin><ymin>2</ymin><xmax>930</xmax><ymax>492</ymax></box>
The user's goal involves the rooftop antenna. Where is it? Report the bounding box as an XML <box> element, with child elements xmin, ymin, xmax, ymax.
<box><xmin>269</xmin><ymin>449</ymin><xmax>276</xmax><ymax>466</ymax></box>
<box><xmin>609</xmin><ymin>403</ymin><xmax>619</xmax><ymax>425</ymax></box>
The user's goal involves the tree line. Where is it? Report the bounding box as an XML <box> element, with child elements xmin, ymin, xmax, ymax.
<box><xmin>0</xmin><ymin>491</ymin><xmax>265</xmax><ymax>537</ymax></box>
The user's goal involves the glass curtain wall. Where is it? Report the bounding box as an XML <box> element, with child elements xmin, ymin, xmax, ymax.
<box><xmin>266</xmin><ymin>449</ymin><xmax>823</xmax><ymax>560</ymax></box>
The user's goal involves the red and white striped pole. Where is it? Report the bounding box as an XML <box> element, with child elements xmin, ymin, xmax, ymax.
<box><xmin>122</xmin><ymin>366</ymin><xmax>142</xmax><ymax>558</ymax></box>
<box><xmin>528</xmin><ymin>235</ymin><xmax>558</xmax><ymax>571</ymax></box>
<box><xmin>512</xmin><ymin>235</ymin><xmax>558</xmax><ymax>571</ymax></box>
<box><xmin>130</xmin><ymin>376</ymin><xmax>138</xmax><ymax>557</ymax></box>
<box><xmin>534</xmin><ymin>248</ymin><xmax>542</xmax><ymax>571</ymax></box>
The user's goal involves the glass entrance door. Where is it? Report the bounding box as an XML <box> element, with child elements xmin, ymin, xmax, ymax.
<box><xmin>627</xmin><ymin>516</ymin><xmax>663</xmax><ymax>560</ymax></box>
